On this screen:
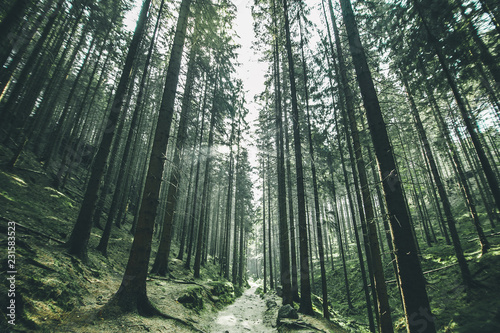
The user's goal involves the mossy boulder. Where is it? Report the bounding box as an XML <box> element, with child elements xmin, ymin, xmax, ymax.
<box><xmin>177</xmin><ymin>286</ymin><xmax>204</xmax><ymax>313</ymax></box>
<box><xmin>208</xmin><ymin>281</ymin><xmax>235</xmax><ymax>305</ymax></box>
<box><xmin>277</xmin><ymin>304</ymin><xmax>299</xmax><ymax>325</ymax></box>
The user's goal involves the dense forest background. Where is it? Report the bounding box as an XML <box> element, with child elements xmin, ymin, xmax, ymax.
<box><xmin>1</xmin><ymin>0</ymin><xmax>499</xmax><ymax>332</ymax></box>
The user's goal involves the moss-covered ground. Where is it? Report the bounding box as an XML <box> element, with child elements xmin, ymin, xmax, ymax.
<box><xmin>311</xmin><ymin>216</ymin><xmax>500</xmax><ymax>332</ymax></box>
<box><xmin>0</xmin><ymin>147</ymin><xmax>238</xmax><ymax>332</ymax></box>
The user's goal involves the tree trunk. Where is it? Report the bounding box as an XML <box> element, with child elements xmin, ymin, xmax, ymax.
<box><xmin>0</xmin><ymin>0</ymin><xmax>64</xmax><ymax>128</ymax></box>
<box><xmin>221</xmin><ymin>113</ymin><xmax>236</xmax><ymax>279</ymax></box>
<box><xmin>297</xmin><ymin>7</ymin><xmax>328</xmax><ymax>317</ymax></box>
<box><xmin>263</xmin><ymin>158</ymin><xmax>267</xmax><ymax>294</ymax></box>
<box><xmin>267</xmin><ymin>155</ymin><xmax>274</xmax><ymax>290</ymax></box>
<box><xmin>326</xmin><ymin>154</ymin><xmax>353</xmax><ymax>310</ymax></box>
<box><xmin>238</xmin><ymin>215</ymin><xmax>246</xmax><ymax>287</ymax></box>
<box><xmin>457</xmin><ymin>0</ymin><xmax>500</xmax><ymax>89</ymax></box>
<box><xmin>413</xmin><ymin>0</ymin><xmax>500</xmax><ymax>213</ymax></box>
<box><xmin>98</xmin><ymin>0</ymin><xmax>166</xmax><ymax>252</ymax></box>
<box><xmin>178</xmin><ymin>101</ymin><xmax>206</xmax><ymax>260</ymax></box>
<box><xmin>0</xmin><ymin>0</ymin><xmax>31</xmax><ymax>67</ymax></box>
<box><xmin>272</xmin><ymin>4</ymin><xmax>292</xmax><ymax>303</ymax></box>
<box><xmin>193</xmin><ymin>90</ymin><xmax>217</xmax><ymax>278</ymax></box>
<box><xmin>282</xmin><ymin>52</ymin><xmax>300</xmax><ymax>302</ymax></box>
<box><xmin>282</xmin><ymin>0</ymin><xmax>313</xmax><ymax>314</ymax></box>
<box><xmin>400</xmin><ymin>71</ymin><xmax>474</xmax><ymax>285</ymax></box>
<box><xmin>67</xmin><ymin>0</ymin><xmax>151</xmax><ymax>262</ymax></box>
<box><xmin>151</xmin><ymin>27</ymin><xmax>198</xmax><ymax>276</ymax></box>
<box><xmin>418</xmin><ymin>58</ymin><xmax>490</xmax><ymax>256</ymax></box>
<box><xmin>328</xmin><ymin>1</ymin><xmax>391</xmax><ymax>328</ymax></box>
<box><xmin>339</xmin><ymin>0</ymin><xmax>436</xmax><ymax>331</ymax></box>
<box><xmin>109</xmin><ymin>0</ymin><xmax>192</xmax><ymax>314</ymax></box>
<box><xmin>184</xmin><ymin>89</ymin><xmax>208</xmax><ymax>268</ymax></box>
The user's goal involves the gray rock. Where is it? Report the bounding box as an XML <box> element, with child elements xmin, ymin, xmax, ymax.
<box><xmin>278</xmin><ymin>304</ymin><xmax>299</xmax><ymax>321</ymax></box>
<box><xmin>266</xmin><ymin>299</ymin><xmax>278</xmax><ymax>309</ymax></box>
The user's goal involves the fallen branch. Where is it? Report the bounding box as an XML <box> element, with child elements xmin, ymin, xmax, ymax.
<box><xmin>172</xmin><ymin>279</ymin><xmax>203</xmax><ymax>286</ymax></box>
<box><xmin>468</xmin><ymin>232</ymin><xmax>500</xmax><ymax>242</ymax></box>
<box><xmin>148</xmin><ymin>276</ymin><xmax>196</xmax><ymax>284</ymax></box>
<box><xmin>372</xmin><ymin>262</ymin><xmax>459</xmax><ymax>285</ymax></box>
<box><xmin>422</xmin><ymin>262</ymin><xmax>459</xmax><ymax>275</ymax></box>
<box><xmin>15</xmin><ymin>167</ymin><xmax>47</xmax><ymax>176</ymax></box>
<box><xmin>1</xmin><ymin>216</ymin><xmax>65</xmax><ymax>244</ymax></box>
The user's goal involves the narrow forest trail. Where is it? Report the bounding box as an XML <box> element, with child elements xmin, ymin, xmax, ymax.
<box><xmin>208</xmin><ymin>282</ymin><xmax>277</xmax><ymax>333</ymax></box>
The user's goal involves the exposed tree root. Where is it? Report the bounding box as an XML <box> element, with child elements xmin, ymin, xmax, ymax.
<box><xmin>102</xmin><ymin>292</ymin><xmax>206</xmax><ymax>332</ymax></box>
<box><xmin>25</xmin><ymin>257</ymin><xmax>58</xmax><ymax>272</ymax></box>
<box><xmin>148</xmin><ymin>276</ymin><xmax>222</xmax><ymax>303</ymax></box>
<box><xmin>95</xmin><ymin>244</ymin><xmax>108</xmax><ymax>257</ymax></box>
<box><xmin>149</xmin><ymin>260</ymin><xmax>169</xmax><ymax>277</ymax></box>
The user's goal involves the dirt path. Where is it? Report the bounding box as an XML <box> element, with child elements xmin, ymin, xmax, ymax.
<box><xmin>208</xmin><ymin>282</ymin><xmax>277</xmax><ymax>333</ymax></box>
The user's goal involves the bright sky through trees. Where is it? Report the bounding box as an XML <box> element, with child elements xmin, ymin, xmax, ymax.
<box><xmin>124</xmin><ymin>0</ymin><xmax>266</xmax><ymax>162</ymax></box>
<box><xmin>124</xmin><ymin>0</ymin><xmax>266</xmax><ymax>122</ymax></box>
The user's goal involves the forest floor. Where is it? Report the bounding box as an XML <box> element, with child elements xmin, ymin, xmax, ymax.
<box><xmin>0</xmin><ymin>148</ymin><xmax>349</xmax><ymax>332</ymax></box>
<box><xmin>1</xmin><ymin>146</ymin><xmax>500</xmax><ymax>332</ymax></box>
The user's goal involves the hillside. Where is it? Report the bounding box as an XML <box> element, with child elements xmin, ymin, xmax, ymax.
<box><xmin>0</xmin><ymin>152</ymin><xmax>353</xmax><ymax>332</ymax></box>
<box><xmin>0</xmin><ymin>153</ymin><xmax>239</xmax><ymax>332</ymax></box>
<box><xmin>2</xmin><ymin>145</ymin><xmax>500</xmax><ymax>332</ymax></box>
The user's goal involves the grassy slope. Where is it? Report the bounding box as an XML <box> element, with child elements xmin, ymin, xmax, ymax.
<box><xmin>0</xmin><ymin>147</ymin><xmax>237</xmax><ymax>332</ymax></box>
<box><xmin>313</xmin><ymin>217</ymin><xmax>500</xmax><ymax>332</ymax></box>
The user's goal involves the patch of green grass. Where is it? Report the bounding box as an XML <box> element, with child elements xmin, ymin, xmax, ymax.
<box><xmin>0</xmin><ymin>190</ymin><xmax>14</xmax><ymax>201</ymax></box>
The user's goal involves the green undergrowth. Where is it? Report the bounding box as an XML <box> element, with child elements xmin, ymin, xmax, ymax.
<box><xmin>2</xmin><ymin>144</ymin><xmax>499</xmax><ymax>332</ymax></box>
<box><xmin>431</xmin><ymin>245</ymin><xmax>500</xmax><ymax>332</ymax></box>
<box><xmin>176</xmin><ymin>286</ymin><xmax>205</xmax><ymax>313</ymax></box>
<box><xmin>0</xmin><ymin>168</ymin><xmax>76</xmax><ymax>235</ymax></box>
<box><xmin>311</xmin><ymin>231</ymin><xmax>500</xmax><ymax>332</ymax></box>
<box><xmin>0</xmin><ymin>147</ymin><xmax>242</xmax><ymax>332</ymax></box>
<box><xmin>0</xmin><ymin>233</ymin><xmax>103</xmax><ymax>331</ymax></box>
<box><xmin>207</xmin><ymin>281</ymin><xmax>236</xmax><ymax>306</ymax></box>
